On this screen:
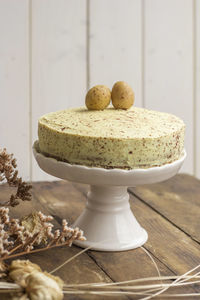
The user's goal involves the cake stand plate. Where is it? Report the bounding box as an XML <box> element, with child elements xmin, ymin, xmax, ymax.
<box><xmin>33</xmin><ymin>142</ymin><xmax>186</xmax><ymax>251</ymax></box>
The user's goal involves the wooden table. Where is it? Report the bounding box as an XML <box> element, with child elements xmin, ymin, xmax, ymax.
<box><xmin>0</xmin><ymin>174</ymin><xmax>200</xmax><ymax>299</ymax></box>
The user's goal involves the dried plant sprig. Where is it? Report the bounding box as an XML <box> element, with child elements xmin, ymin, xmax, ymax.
<box><xmin>63</xmin><ymin>263</ymin><xmax>200</xmax><ymax>298</ymax></box>
<box><xmin>1</xmin><ymin>280</ymin><xmax>200</xmax><ymax>298</ymax></box>
<box><xmin>0</xmin><ymin>246</ymin><xmax>200</xmax><ymax>299</ymax></box>
<box><xmin>0</xmin><ymin>208</ymin><xmax>86</xmax><ymax>267</ymax></box>
<box><xmin>1</xmin><ymin>263</ymin><xmax>200</xmax><ymax>299</ymax></box>
<box><xmin>8</xmin><ymin>260</ymin><xmax>64</xmax><ymax>299</ymax></box>
<box><xmin>0</xmin><ymin>148</ymin><xmax>32</xmax><ymax>207</ymax></box>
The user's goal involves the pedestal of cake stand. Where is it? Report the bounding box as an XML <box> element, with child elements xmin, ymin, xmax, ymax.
<box><xmin>72</xmin><ymin>185</ymin><xmax>148</xmax><ymax>251</ymax></box>
<box><xmin>33</xmin><ymin>142</ymin><xmax>186</xmax><ymax>251</ymax></box>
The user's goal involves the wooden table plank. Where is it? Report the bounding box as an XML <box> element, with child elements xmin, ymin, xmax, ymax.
<box><xmin>33</xmin><ymin>181</ymin><xmax>173</xmax><ymax>274</ymax></box>
<box><xmin>1</xmin><ymin>175</ymin><xmax>200</xmax><ymax>299</ymax></box>
<box><xmin>33</xmin><ymin>180</ymin><xmax>200</xmax><ymax>298</ymax></box>
<box><xmin>129</xmin><ymin>174</ymin><xmax>200</xmax><ymax>243</ymax></box>
<box><xmin>33</xmin><ymin>181</ymin><xmax>177</xmax><ymax>299</ymax></box>
<box><xmin>72</xmin><ymin>180</ymin><xmax>200</xmax><ymax>297</ymax></box>
<box><xmin>70</xmin><ymin>181</ymin><xmax>200</xmax><ymax>275</ymax></box>
<box><xmin>130</xmin><ymin>194</ymin><xmax>200</xmax><ymax>275</ymax></box>
<box><xmin>30</xmin><ymin>183</ymin><xmax>129</xmax><ymax>300</ymax></box>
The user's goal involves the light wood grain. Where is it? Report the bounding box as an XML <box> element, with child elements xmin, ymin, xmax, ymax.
<box><xmin>31</xmin><ymin>0</ymin><xmax>87</xmax><ymax>181</ymax></box>
<box><xmin>0</xmin><ymin>0</ymin><xmax>30</xmax><ymax>181</ymax></box>
<box><xmin>129</xmin><ymin>174</ymin><xmax>200</xmax><ymax>243</ymax></box>
<box><xmin>89</xmin><ymin>0</ymin><xmax>143</xmax><ymax>107</ymax></box>
<box><xmin>71</xmin><ymin>178</ymin><xmax>200</xmax><ymax>275</ymax></box>
<box><xmin>30</xmin><ymin>181</ymin><xmax>178</xmax><ymax>295</ymax></box>
<box><xmin>1</xmin><ymin>176</ymin><xmax>200</xmax><ymax>298</ymax></box>
<box><xmin>27</xmin><ymin>179</ymin><xmax>200</xmax><ymax>297</ymax></box>
<box><xmin>144</xmin><ymin>0</ymin><xmax>194</xmax><ymax>174</ymax></box>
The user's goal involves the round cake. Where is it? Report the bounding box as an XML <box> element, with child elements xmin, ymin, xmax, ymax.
<box><xmin>38</xmin><ymin>107</ymin><xmax>185</xmax><ymax>169</ymax></box>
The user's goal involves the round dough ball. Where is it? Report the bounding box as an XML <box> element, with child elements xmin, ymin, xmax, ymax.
<box><xmin>111</xmin><ymin>81</ymin><xmax>134</xmax><ymax>109</ymax></box>
<box><xmin>85</xmin><ymin>85</ymin><xmax>111</xmax><ymax>110</ymax></box>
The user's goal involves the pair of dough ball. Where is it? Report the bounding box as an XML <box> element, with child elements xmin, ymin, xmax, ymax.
<box><xmin>85</xmin><ymin>81</ymin><xmax>135</xmax><ymax>111</ymax></box>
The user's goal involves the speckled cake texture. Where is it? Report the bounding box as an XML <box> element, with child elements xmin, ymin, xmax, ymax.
<box><xmin>38</xmin><ymin>107</ymin><xmax>185</xmax><ymax>169</ymax></box>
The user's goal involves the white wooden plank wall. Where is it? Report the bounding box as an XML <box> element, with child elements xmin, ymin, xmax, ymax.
<box><xmin>196</xmin><ymin>0</ymin><xmax>200</xmax><ymax>178</ymax></box>
<box><xmin>0</xmin><ymin>0</ymin><xmax>30</xmax><ymax>181</ymax></box>
<box><xmin>144</xmin><ymin>0</ymin><xmax>194</xmax><ymax>174</ymax></box>
<box><xmin>0</xmin><ymin>0</ymin><xmax>199</xmax><ymax>181</ymax></box>
<box><xmin>89</xmin><ymin>0</ymin><xmax>142</xmax><ymax>107</ymax></box>
<box><xmin>31</xmin><ymin>0</ymin><xmax>87</xmax><ymax>181</ymax></box>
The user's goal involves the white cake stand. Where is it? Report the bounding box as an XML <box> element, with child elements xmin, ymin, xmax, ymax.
<box><xmin>33</xmin><ymin>142</ymin><xmax>186</xmax><ymax>251</ymax></box>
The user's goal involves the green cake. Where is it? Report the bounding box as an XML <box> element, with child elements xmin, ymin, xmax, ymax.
<box><xmin>38</xmin><ymin>107</ymin><xmax>185</xmax><ymax>169</ymax></box>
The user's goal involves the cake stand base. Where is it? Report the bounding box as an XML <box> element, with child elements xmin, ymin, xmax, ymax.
<box><xmin>73</xmin><ymin>185</ymin><xmax>148</xmax><ymax>251</ymax></box>
<box><xmin>33</xmin><ymin>141</ymin><xmax>186</xmax><ymax>252</ymax></box>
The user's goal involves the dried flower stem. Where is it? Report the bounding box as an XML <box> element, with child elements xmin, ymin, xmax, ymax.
<box><xmin>63</xmin><ymin>275</ymin><xmax>200</xmax><ymax>288</ymax></box>
<box><xmin>63</xmin><ymin>280</ymin><xmax>200</xmax><ymax>291</ymax></box>
<box><xmin>0</xmin><ymin>289</ymin><xmax>22</xmax><ymax>293</ymax></box>
<box><xmin>0</xmin><ymin>260</ymin><xmax>200</xmax><ymax>299</ymax></box>
<box><xmin>0</xmin><ymin>239</ymin><xmax>82</xmax><ymax>262</ymax></box>
<box><xmin>140</xmin><ymin>264</ymin><xmax>200</xmax><ymax>300</ymax></box>
<box><xmin>50</xmin><ymin>245</ymin><xmax>92</xmax><ymax>274</ymax></box>
<box><xmin>0</xmin><ymin>148</ymin><xmax>32</xmax><ymax>207</ymax></box>
<box><xmin>7</xmin><ymin>244</ymin><xmax>22</xmax><ymax>255</ymax></box>
<box><xmin>0</xmin><ymin>208</ymin><xmax>85</xmax><ymax>265</ymax></box>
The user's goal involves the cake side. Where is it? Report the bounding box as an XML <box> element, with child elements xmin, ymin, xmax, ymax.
<box><xmin>38</xmin><ymin>107</ymin><xmax>185</xmax><ymax>169</ymax></box>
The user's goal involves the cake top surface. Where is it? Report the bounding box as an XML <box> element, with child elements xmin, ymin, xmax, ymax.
<box><xmin>39</xmin><ymin>106</ymin><xmax>185</xmax><ymax>139</ymax></box>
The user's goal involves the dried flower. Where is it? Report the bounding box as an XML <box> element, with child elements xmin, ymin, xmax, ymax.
<box><xmin>0</xmin><ymin>148</ymin><xmax>32</xmax><ymax>207</ymax></box>
<box><xmin>0</xmin><ymin>148</ymin><xmax>86</xmax><ymax>296</ymax></box>
<box><xmin>0</xmin><ymin>208</ymin><xmax>86</xmax><ymax>265</ymax></box>
<box><xmin>9</xmin><ymin>260</ymin><xmax>63</xmax><ymax>300</ymax></box>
